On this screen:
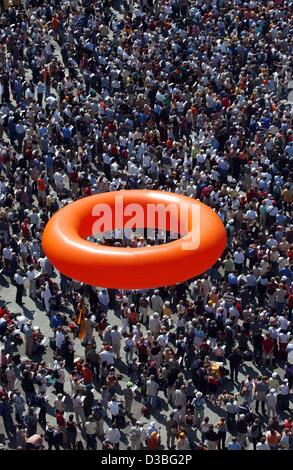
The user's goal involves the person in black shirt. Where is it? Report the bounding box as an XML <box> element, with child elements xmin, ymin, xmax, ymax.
<box><xmin>205</xmin><ymin>424</ymin><xmax>218</xmax><ymax>450</ymax></box>
<box><xmin>228</xmin><ymin>347</ymin><xmax>242</xmax><ymax>382</ymax></box>
<box><xmin>252</xmin><ymin>329</ymin><xmax>264</xmax><ymax>365</ymax></box>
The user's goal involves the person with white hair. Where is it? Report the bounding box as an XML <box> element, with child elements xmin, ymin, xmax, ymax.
<box><xmin>191</xmin><ymin>391</ymin><xmax>206</xmax><ymax>426</ymax></box>
<box><xmin>279</xmin><ymin>379</ymin><xmax>290</xmax><ymax>411</ymax></box>
<box><xmin>149</xmin><ymin>312</ymin><xmax>161</xmax><ymax>338</ymax></box>
<box><xmin>265</xmin><ymin>389</ymin><xmax>278</xmax><ymax>419</ymax></box>
<box><xmin>151</xmin><ymin>290</ymin><xmax>164</xmax><ymax>316</ymax></box>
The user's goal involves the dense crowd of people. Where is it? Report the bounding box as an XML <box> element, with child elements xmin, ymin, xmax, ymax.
<box><xmin>0</xmin><ymin>0</ymin><xmax>292</xmax><ymax>451</ymax></box>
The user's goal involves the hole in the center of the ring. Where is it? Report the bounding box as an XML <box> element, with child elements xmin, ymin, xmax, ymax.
<box><xmin>87</xmin><ymin>228</ymin><xmax>184</xmax><ymax>248</ymax></box>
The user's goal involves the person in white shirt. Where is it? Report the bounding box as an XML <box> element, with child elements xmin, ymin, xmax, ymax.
<box><xmin>99</xmin><ymin>348</ymin><xmax>114</xmax><ymax>365</ymax></box>
<box><xmin>105</xmin><ymin>424</ymin><xmax>121</xmax><ymax>449</ymax></box>
<box><xmin>279</xmin><ymin>379</ymin><xmax>290</xmax><ymax>410</ymax></box>
<box><xmin>245</xmin><ymin>208</ymin><xmax>258</xmax><ymax>221</ymax></box>
<box><xmin>110</xmin><ymin>326</ymin><xmax>122</xmax><ymax>360</ymax></box>
<box><xmin>55</xmin><ymin>326</ymin><xmax>65</xmax><ymax>353</ymax></box>
<box><xmin>54</xmin><ymin>171</ymin><xmax>65</xmax><ymax>193</ymax></box>
<box><xmin>157</xmin><ymin>331</ymin><xmax>169</xmax><ymax>348</ymax></box>
<box><xmin>26</xmin><ymin>265</ymin><xmax>37</xmax><ymax>299</ymax></box>
<box><xmin>277</xmin><ymin>315</ymin><xmax>289</xmax><ymax>331</ymax></box>
<box><xmin>149</xmin><ymin>312</ymin><xmax>161</xmax><ymax>338</ymax></box>
<box><xmin>36</xmin><ymin>368</ymin><xmax>47</xmax><ymax>395</ymax></box>
<box><xmin>233</xmin><ymin>249</ymin><xmax>245</xmax><ymax>274</ymax></box>
<box><xmin>108</xmin><ymin>396</ymin><xmax>121</xmax><ymax>420</ymax></box>
<box><xmin>14</xmin><ymin>269</ymin><xmax>26</xmax><ymax>304</ymax></box>
<box><xmin>18</xmin><ymin>239</ymin><xmax>29</xmax><ymax>267</ymax></box>
<box><xmin>71</xmin><ymin>391</ymin><xmax>86</xmax><ymax>426</ymax></box>
<box><xmin>53</xmin><ymin>360</ymin><xmax>65</xmax><ymax>394</ymax></box>
<box><xmin>40</xmin><ymin>282</ymin><xmax>52</xmax><ymax>314</ymax></box>
<box><xmin>85</xmin><ymin>416</ymin><xmax>98</xmax><ymax>450</ymax></box>
<box><xmin>265</xmin><ymin>389</ymin><xmax>277</xmax><ymax>419</ymax></box>
<box><xmin>54</xmin><ymin>393</ymin><xmax>65</xmax><ymax>412</ymax></box>
<box><xmin>16</xmin><ymin>313</ymin><xmax>28</xmax><ymax>331</ymax></box>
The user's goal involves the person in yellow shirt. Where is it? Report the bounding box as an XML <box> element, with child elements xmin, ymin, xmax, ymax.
<box><xmin>282</xmin><ymin>184</ymin><xmax>292</xmax><ymax>215</ymax></box>
<box><xmin>162</xmin><ymin>301</ymin><xmax>172</xmax><ymax>318</ymax></box>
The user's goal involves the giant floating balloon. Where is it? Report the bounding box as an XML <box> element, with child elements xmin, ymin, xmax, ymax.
<box><xmin>42</xmin><ymin>190</ymin><xmax>226</xmax><ymax>289</ymax></box>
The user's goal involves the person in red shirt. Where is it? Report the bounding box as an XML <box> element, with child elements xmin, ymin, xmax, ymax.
<box><xmin>262</xmin><ymin>333</ymin><xmax>274</xmax><ymax>367</ymax></box>
<box><xmin>21</xmin><ymin>218</ymin><xmax>31</xmax><ymax>240</ymax></box>
<box><xmin>146</xmin><ymin>431</ymin><xmax>160</xmax><ymax>450</ymax></box>
<box><xmin>82</xmin><ymin>364</ymin><xmax>93</xmax><ymax>385</ymax></box>
<box><xmin>56</xmin><ymin>410</ymin><xmax>67</xmax><ymax>445</ymax></box>
<box><xmin>284</xmin><ymin>418</ymin><xmax>293</xmax><ymax>431</ymax></box>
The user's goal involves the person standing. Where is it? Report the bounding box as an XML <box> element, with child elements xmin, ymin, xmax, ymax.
<box><xmin>166</xmin><ymin>412</ymin><xmax>178</xmax><ymax>449</ymax></box>
<box><xmin>5</xmin><ymin>364</ymin><xmax>16</xmax><ymax>392</ymax></box>
<box><xmin>26</xmin><ymin>265</ymin><xmax>37</xmax><ymax>299</ymax></box>
<box><xmin>24</xmin><ymin>407</ymin><xmax>38</xmax><ymax>437</ymax></box>
<box><xmin>205</xmin><ymin>424</ymin><xmax>219</xmax><ymax>450</ymax></box>
<box><xmin>23</xmin><ymin>320</ymin><xmax>34</xmax><ymax>356</ymax></box>
<box><xmin>248</xmin><ymin>418</ymin><xmax>263</xmax><ymax>450</ymax></box>
<box><xmin>85</xmin><ymin>415</ymin><xmax>97</xmax><ymax>450</ymax></box>
<box><xmin>215</xmin><ymin>417</ymin><xmax>228</xmax><ymax>450</ymax></box>
<box><xmin>225</xmin><ymin>398</ymin><xmax>238</xmax><ymax>431</ymax></box>
<box><xmin>13</xmin><ymin>390</ymin><xmax>26</xmax><ymax>424</ymax></box>
<box><xmin>66</xmin><ymin>414</ymin><xmax>77</xmax><ymax>450</ymax></box>
<box><xmin>105</xmin><ymin>423</ymin><xmax>121</xmax><ymax>450</ymax></box>
<box><xmin>40</xmin><ymin>282</ymin><xmax>52</xmax><ymax>321</ymax></box>
<box><xmin>266</xmin><ymin>389</ymin><xmax>278</xmax><ymax>419</ymax></box>
<box><xmin>45</xmin><ymin>424</ymin><xmax>61</xmax><ymax>451</ymax></box>
<box><xmin>111</xmin><ymin>325</ymin><xmax>122</xmax><ymax>360</ymax></box>
<box><xmin>53</xmin><ymin>360</ymin><xmax>65</xmax><ymax>395</ymax></box>
<box><xmin>254</xmin><ymin>376</ymin><xmax>269</xmax><ymax>415</ymax></box>
<box><xmin>123</xmin><ymin>382</ymin><xmax>134</xmax><ymax>415</ymax></box>
<box><xmin>139</xmin><ymin>294</ymin><xmax>150</xmax><ymax>325</ymax></box>
<box><xmin>71</xmin><ymin>391</ymin><xmax>86</xmax><ymax>426</ymax></box>
<box><xmin>236</xmin><ymin>414</ymin><xmax>248</xmax><ymax>449</ymax></box>
<box><xmin>151</xmin><ymin>290</ymin><xmax>164</xmax><ymax>316</ymax></box>
<box><xmin>278</xmin><ymin>379</ymin><xmax>290</xmax><ymax>411</ymax></box>
<box><xmin>36</xmin><ymin>391</ymin><xmax>47</xmax><ymax>428</ymax></box>
<box><xmin>21</xmin><ymin>369</ymin><xmax>36</xmax><ymax>405</ymax></box>
<box><xmin>228</xmin><ymin>347</ymin><xmax>242</xmax><ymax>382</ymax></box>
<box><xmin>14</xmin><ymin>269</ymin><xmax>26</xmax><ymax>305</ymax></box>
<box><xmin>146</xmin><ymin>375</ymin><xmax>159</xmax><ymax>408</ymax></box>
<box><xmin>192</xmin><ymin>391</ymin><xmax>206</xmax><ymax>427</ymax></box>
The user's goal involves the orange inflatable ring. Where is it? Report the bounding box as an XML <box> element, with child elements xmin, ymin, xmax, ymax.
<box><xmin>42</xmin><ymin>190</ymin><xmax>226</xmax><ymax>289</ymax></box>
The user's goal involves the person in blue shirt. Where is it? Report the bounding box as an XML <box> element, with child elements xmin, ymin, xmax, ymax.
<box><xmin>227</xmin><ymin>437</ymin><xmax>241</xmax><ymax>450</ymax></box>
<box><xmin>52</xmin><ymin>312</ymin><xmax>63</xmax><ymax>330</ymax></box>
<box><xmin>228</xmin><ymin>271</ymin><xmax>239</xmax><ymax>295</ymax></box>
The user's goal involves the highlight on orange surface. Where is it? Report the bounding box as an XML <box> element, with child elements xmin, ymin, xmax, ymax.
<box><xmin>42</xmin><ymin>190</ymin><xmax>227</xmax><ymax>289</ymax></box>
